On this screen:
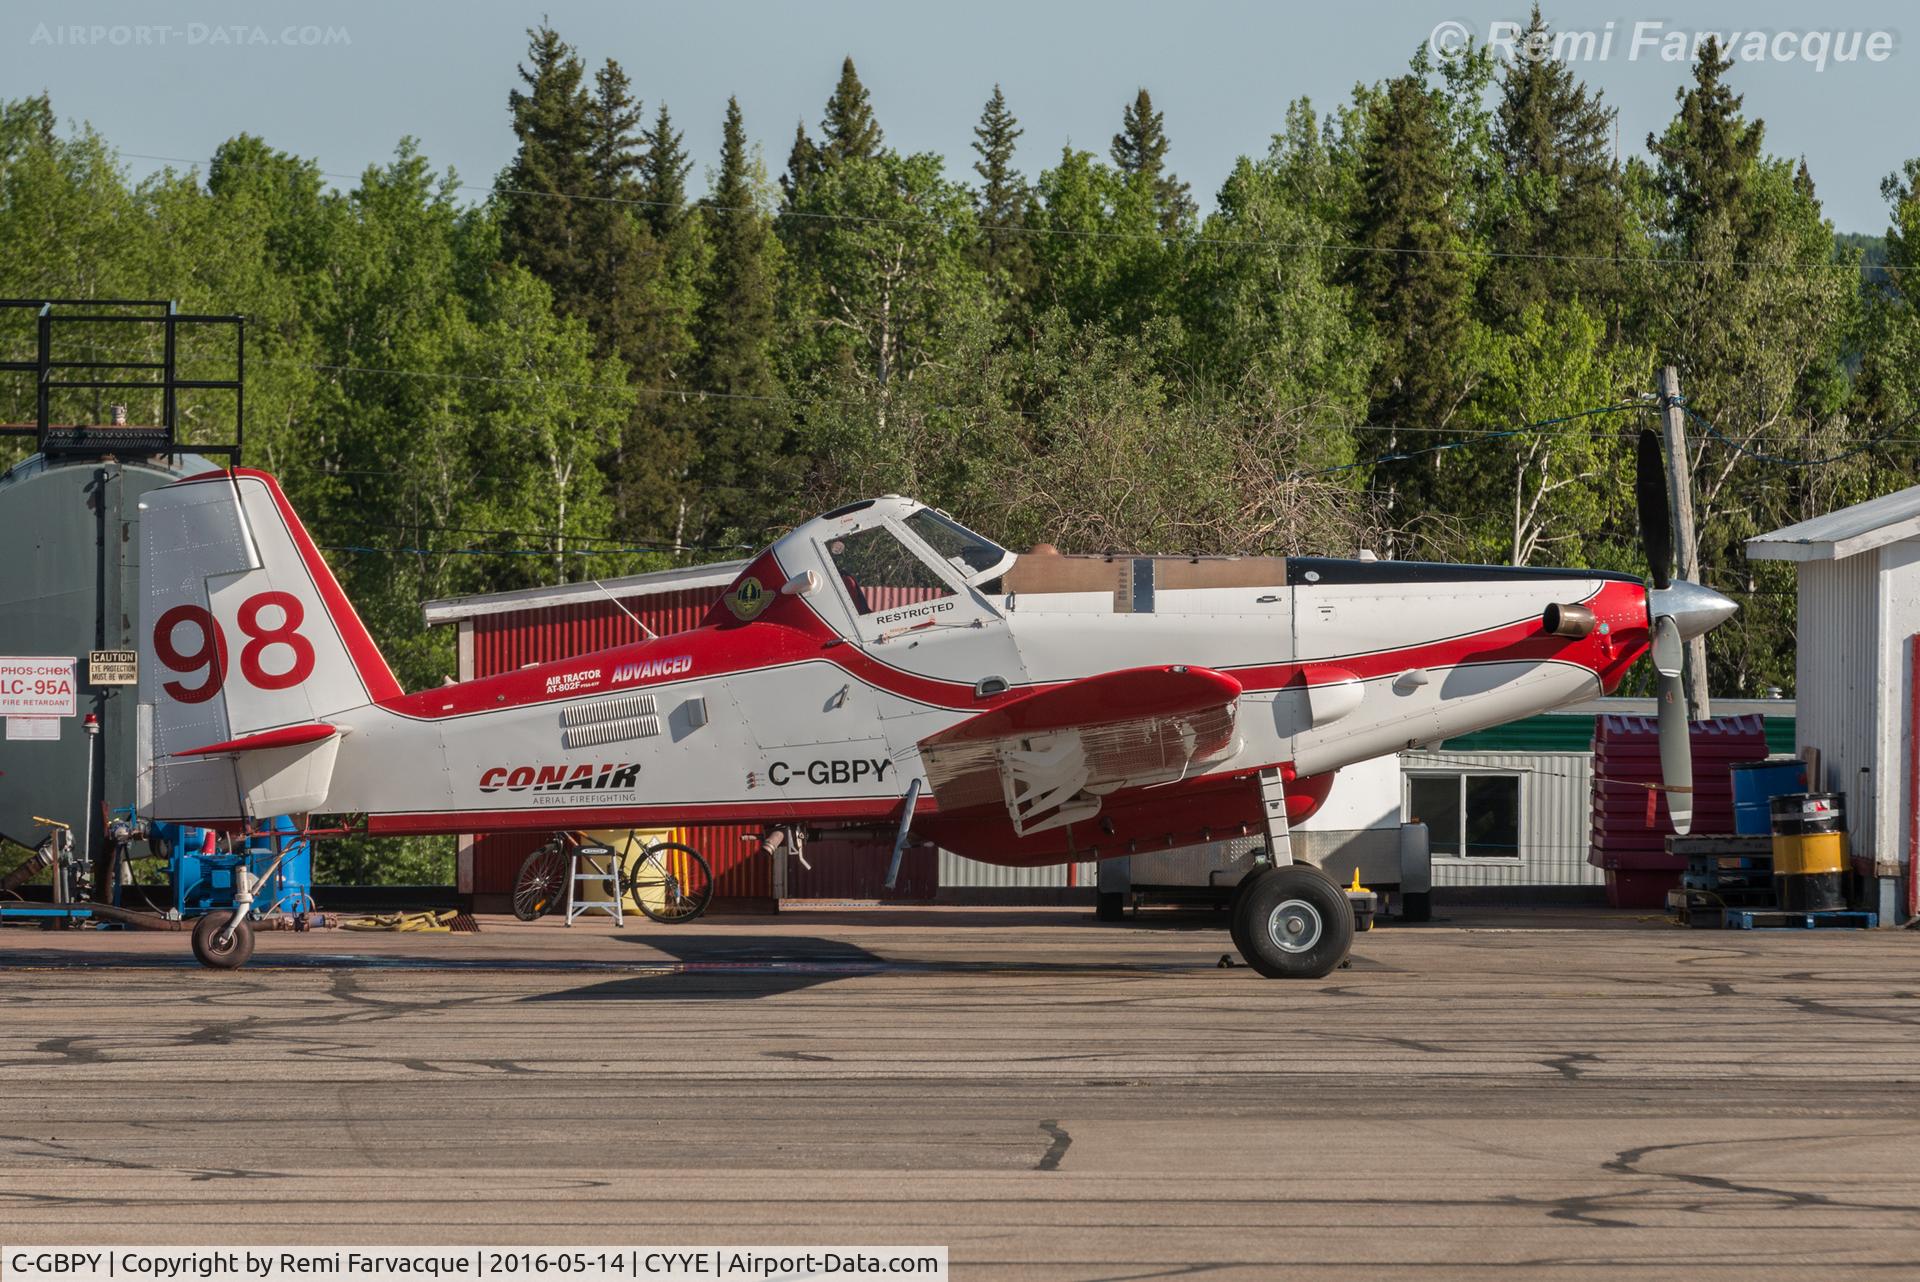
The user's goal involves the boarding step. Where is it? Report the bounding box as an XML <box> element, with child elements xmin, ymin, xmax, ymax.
<box><xmin>1722</xmin><ymin>909</ymin><xmax>1878</xmax><ymax>931</ymax></box>
<box><xmin>565</xmin><ymin>842</ymin><xmax>624</xmax><ymax>926</ymax></box>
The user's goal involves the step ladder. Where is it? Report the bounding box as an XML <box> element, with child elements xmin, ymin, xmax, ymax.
<box><xmin>565</xmin><ymin>841</ymin><xmax>624</xmax><ymax>926</ymax></box>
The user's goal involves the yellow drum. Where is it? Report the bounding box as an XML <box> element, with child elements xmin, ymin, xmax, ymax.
<box><xmin>1768</xmin><ymin>794</ymin><xmax>1846</xmax><ymax>912</ymax></box>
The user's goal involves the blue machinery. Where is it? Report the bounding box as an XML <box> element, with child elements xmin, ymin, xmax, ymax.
<box><xmin>157</xmin><ymin>813</ymin><xmax>315</xmax><ymax>918</ymax></box>
<box><xmin>0</xmin><ymin>811</ymin><xmax>314</xmax><ymax>925</ymax></box>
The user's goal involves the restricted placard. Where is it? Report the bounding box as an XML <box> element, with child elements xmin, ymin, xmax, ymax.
<box><xmin>89</xmin><ymin>649</ymin><xmax>138</xmax><ymax>685</ymax></box>
<box><xmin>0</xmin><ymin>656</ymin><xmax>76</xmax><ymax>716</ymax></box>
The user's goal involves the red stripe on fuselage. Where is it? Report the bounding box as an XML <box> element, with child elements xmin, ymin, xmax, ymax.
<box><xmin>375</xmin><ymin>574</ymin><xmax>1649</xmax><ymax>722</ymax></box>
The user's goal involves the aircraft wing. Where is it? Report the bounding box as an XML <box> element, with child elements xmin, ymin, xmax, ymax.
<box><xmin>916</xmin><ymin>666</ymin><xmax>1243</xmax><ymax>836</ymax></box>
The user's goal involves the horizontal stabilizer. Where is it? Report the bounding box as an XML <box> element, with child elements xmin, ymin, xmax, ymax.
<box><xmin>173</xmin><ymin>723</ymin><xmax>342</xmax><ymax>757</ymax></box>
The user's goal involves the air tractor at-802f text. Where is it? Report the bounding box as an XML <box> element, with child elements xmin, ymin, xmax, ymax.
<box><xmin>139</xmin><ymin>431</ymin><xmax>1733</xmax><ymax>976</ymax></box>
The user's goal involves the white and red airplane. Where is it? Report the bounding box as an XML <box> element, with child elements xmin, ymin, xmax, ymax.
<box><xmin>139</xmin><ymin>433</ymin><xmax>1734</xmax><ymax>977</ymax></box>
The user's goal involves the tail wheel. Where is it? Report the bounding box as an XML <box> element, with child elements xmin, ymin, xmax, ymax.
<box><xmin>1230</xmin><ymin>865</ymin><xmax>1354</xmax><ymax>979</ymax></box>
<box><xmin>191</xmin><ymin>913</ymin><xmax>255</xmax><ymax>970</ymax></box>
<box><xmin>628</xmin><ymin>842</ymin><xmax>714</xmax><ymax>923</ymax></box>
<box><xmin>512</xmin><ymin>842</ymin><xmax>569</xmax><ymax>921</ymax></box>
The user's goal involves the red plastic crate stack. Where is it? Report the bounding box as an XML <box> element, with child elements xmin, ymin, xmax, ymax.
<box><xmin>1588</xmin><ymin>713</ymin><xmax>1768</xmax><ymax>907</ymax></box>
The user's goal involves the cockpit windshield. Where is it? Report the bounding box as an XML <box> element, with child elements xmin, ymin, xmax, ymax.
<box><xmin>824</xmin><ymin>526</ymin><xmax>955</xmax><ymax>617</ymax></box>
<box><xmin>904</xmin><ymin>508</ymin><xmax>1010</xmax><ymax>580</ymax></box>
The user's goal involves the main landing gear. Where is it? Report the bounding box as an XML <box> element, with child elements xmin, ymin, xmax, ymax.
<box><xmin>1225</xmin><ymin>764</ymin><xmax>1354</xmax><ymax>979</ymax></box>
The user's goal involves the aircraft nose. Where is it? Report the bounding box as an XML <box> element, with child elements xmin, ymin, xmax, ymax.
<box><xmin>1649</xmin><ymin>580</ymin><xmax>1738</xmax><ymax>640</ymax></box>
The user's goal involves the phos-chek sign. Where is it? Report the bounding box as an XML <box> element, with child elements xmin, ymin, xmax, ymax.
<box><xmin>0</xmin><ymin>656</ymin><xmax>76</xmax><ymax>716</ymax></box>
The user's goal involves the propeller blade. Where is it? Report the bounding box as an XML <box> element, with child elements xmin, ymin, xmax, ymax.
<box><xmin>1651</xmin><ymin>611</ymin><xmax>1684</xmax><ymax>677</ymax></box>
<box><xmin>1653</xmin><ymin>617</ymin><xmax>1693</xmax><ymax>834</ymax></box>
<box><xmin>1637</xmin><ymin>429</ymin><xmax>1673</xmax><ymax>591</ymax></box>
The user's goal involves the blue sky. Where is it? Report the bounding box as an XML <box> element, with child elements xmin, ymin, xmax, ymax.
<box><xmin>7</xmin><ymin>1</ymin><xmax>1915</xmax><ymax>233</ymax></box>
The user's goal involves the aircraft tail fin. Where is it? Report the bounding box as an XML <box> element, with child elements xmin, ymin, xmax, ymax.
<box><xmin>140</xmin><ymin>469</ymin><xmax>401</xmax><ymax>821</ymax></box>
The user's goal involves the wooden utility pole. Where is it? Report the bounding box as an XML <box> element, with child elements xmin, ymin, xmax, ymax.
<box><xmin>1659</xmin><ymin>365</ymin><xmax>1711</xmax><ymax>721</ymax></box>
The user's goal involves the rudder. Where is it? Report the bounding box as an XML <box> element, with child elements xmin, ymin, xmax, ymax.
<box><xmin>140</xmin><ymin>469</ymin><xmax>399</xmax><ymax>821</ymax></box>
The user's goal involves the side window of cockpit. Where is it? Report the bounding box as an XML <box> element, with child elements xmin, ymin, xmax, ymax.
<box><xmin>824</xmin><ymin>525</ymin><xmax>955</xmax><ymax>616</ymax></box>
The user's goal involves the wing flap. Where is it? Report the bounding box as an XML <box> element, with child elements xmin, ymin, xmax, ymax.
<box><xmin>917</xmin><ymin>666</ymin><xmax>1242</xmax><ymax>834</ymax></box>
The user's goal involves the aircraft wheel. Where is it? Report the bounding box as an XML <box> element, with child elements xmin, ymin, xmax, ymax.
<box><xmin>1232</xmin><ymin>865</ymin><xmax>1352</xmax><ymax>979</ymax></box>
<box><xmin>1400</xmin><ymin>891</ymin><xmax>1433</xmax><ymax>923</ymax></box>
<box><xmin>191</xmin><ymin>913</ymin><xmax>255</xmax><ymax>970</ymax></box>
<box><xmin>1094</xmin><ymin>891</ymin><xmax>1125</xmax><ymax>922</ymax></box>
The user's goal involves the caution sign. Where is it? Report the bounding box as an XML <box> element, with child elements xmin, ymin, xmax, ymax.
<box><xmin>0</xmin><ymin>656</ymin><xmax>76</xmax><ymax>716</ymax></box>
<box><xmin>89</xmin><ymin>649</ymin><xmax>138</xmax><ymax>685</ymax></box>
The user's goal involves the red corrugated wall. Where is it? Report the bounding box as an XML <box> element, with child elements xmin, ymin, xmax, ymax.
<box><xmin>466</xmin><ymin>585</ymin><xmax>775</xmax><ymax>906</ymax></box>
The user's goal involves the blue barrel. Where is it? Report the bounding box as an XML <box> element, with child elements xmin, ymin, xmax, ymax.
<box><xmin>1731</xmin><ymin>759</ymin><xmax>1809</xmax><ymax>836</ymax></box>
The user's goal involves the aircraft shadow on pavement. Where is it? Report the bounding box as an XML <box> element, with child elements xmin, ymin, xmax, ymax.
<box><xmin>521</xmin><ymin>933</ymin><xmax>890</xmax><ymax>1002</ymax></box>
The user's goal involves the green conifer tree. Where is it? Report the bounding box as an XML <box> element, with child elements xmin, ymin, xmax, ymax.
<box><xmin>1647</xmin><ymin>35</ymin><xmax>1764</xmax><ymax>246</ymax></box>
<box><xmin>1484</xmin><ymin>5</ymin><xmax>1624</xmax><ymax>321</ymax></box>
<box><xmin>1344</xmin><ymin>74</ymin><xmax>1476</xmax><ymax>464</ymax></box>
<box><xmin>693</xmin><ymin>97</ymin><xmax>786</xmax><ymax>540</ymax></box>
<box><xmin>639</xmin><ymin>101</ymin><xmax>691</xmax><ymax>236</ymax></box>
<box><xmin>498</xmin><ymin>23</ymin><xmax>595</xmax><ymax>310</ymax></box>
<box><xmin>1110</xmin><ymin>88</ymin><xmax>1193</xmax><ymax>232</ymax></box>
<box><xmin>970</xmin><ymin>85</ymin><xmax>1029</xmax><ymax>282</ymax></box>
<box><xmin>820</xmin><ymin>56</ymin><xmax>883</xmax><ymax>164</ymax></box>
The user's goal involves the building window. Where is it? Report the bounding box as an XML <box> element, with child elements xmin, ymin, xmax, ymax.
<box><xmin>1408</xmin><ymin>772</ymin><xmax>1521</xmax><ymax>858</ymax></box>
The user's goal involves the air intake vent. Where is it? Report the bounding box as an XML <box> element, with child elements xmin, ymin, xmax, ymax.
<box><xmin>563</xmin><ymin>715</ymin><xmax>661</xmax><ymax>749</ymax></box>
<box><xmin>563</xmin><ymin>693</ymin><xmax>658</xmax><ymax>728</ymax></box>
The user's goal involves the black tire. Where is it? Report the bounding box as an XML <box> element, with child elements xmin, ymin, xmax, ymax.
<box><xmin>191</xmin><ymin>913</ymin><xmax>255</xmax><ymax>970</ymax></box>
<box><xmin>1231</xmin><ymin>865</ymin><xmax>1354</xmax><ymax>979</ymax></box>
<box><xmin>1227</xmin><ymin>875</ymin><xmax>1256</xmax><ymax>961</ymax></box>
<box><xmin>1400</xmin><ymin>890</ymin><xmax>1433</xmax><ymax>923</ymax></box>
<box><xmin>513</xmin><ymin>843</ymin><xmax>569</xmax><ymax>921</ymax></box>
<box><xmin>629</xmin><ymin>842</ymin><xmax>713</xmax><ymax>923</ymax></box>
<box><xmin>1094</xmin><ymin>891</ymin><xmax>1126</xmax><ymax>922</ymax></box>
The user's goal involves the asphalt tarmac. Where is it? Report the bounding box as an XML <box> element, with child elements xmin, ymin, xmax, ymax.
<box><xmin>1</xmin><ymin>906</ymin><xmax>1917</xmax><ymax>1280</ymax></box>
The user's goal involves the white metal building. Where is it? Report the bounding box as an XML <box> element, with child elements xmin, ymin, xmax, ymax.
<box><xmin>1750</xmin><ymin>486</ymin><xmax>1920</xmax><ymax>922</ymax></box>
<box><xmin>1408</xmin><ymin>698</ymin><xmax>1795</xmax><ymax>890</ymax></box>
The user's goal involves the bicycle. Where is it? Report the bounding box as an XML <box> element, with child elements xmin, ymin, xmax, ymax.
<box><xmin>511</xmin><ymin>831</ymin><xmax>713</xmax><ymax>924</ymax></box>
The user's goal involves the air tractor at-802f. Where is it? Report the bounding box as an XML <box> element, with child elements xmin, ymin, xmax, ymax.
<box><xmin>139</xmin><ymin>431</ymin><xmax>1733</xmax><ymax>976</ymax></box>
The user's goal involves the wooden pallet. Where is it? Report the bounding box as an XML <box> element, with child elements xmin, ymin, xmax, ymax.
<box><xmin>1722</xmin><ymin>909</ymin><xmax>1878</xmax><ymax>931</ymax></box>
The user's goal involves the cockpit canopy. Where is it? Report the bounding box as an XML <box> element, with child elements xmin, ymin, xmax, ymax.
<box><xmin>763</xmin><ymin>496</ymin><xmax>1017</xmax><ymax>630</ymax></box>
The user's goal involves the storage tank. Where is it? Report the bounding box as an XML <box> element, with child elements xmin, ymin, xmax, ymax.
<box><xmin>0</xmin><ymin>451</ymin><xmax>214</xmax><ymax>869</ymax></box>
<box><xmin>1</xmin><ymin>296</ymin><xmax>242</xmax><ymax>877</ymax></box>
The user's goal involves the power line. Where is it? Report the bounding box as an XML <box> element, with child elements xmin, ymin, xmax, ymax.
<box><xmin>1288</xmin><ymin>402</ymin><xmax>1648</xmax><ymax>481</ymax></box>
<box><xmin>1683</xmin><ymin>404</ymin><xmax>1912</xmax><ymax>468</ymax></box>
<box><xmin>115</xmin><ymin>148</ymin><xmax>1878</xmax><ymax>277</ymax></box>
<box><xmin>314</xmin><ymin>514</ymin><xmax>751</xmax><ymax>554</ymax></box>
<box><xmin>276</xmin><ymin>357</ymin><xmax>1672</xmax><ymax>438</ymax></box>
